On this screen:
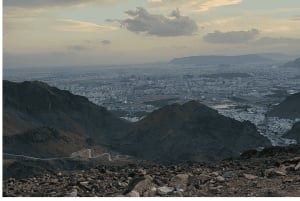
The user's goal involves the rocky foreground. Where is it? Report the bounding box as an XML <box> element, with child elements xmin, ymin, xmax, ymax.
<box><xmin>3</xmin><ymin>146</ymin><xmax>300</xmax><ymax>197</ymax></box>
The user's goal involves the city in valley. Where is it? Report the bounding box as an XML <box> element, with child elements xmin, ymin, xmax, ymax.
<box><xmin>4</xmin><ymin>61</ymin><xmax>300</xmax><ymax>146</ymax></box>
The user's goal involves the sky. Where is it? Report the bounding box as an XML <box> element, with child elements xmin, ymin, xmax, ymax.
<box><xmin>3</xmin><ymin>0</ymin><xmax>300</xmax><ymax>67</ymax></box>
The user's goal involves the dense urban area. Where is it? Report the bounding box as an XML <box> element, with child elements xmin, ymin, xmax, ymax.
<box><xmin>4</xmin><ymin>62</ymin><xmax>300</xmax><ymax>146</ymax></box>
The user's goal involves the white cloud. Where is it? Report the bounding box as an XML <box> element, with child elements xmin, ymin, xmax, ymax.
<box><xmin>203</xmin><ymin>29</ymin><xmax>260</xmax><ymax>43</ymax></box>
<box><xmin>3</xmin><ymin>0</ymin><xmax>126</xmax><ymax>8</ymax></box>
<box><xmin>57</xmin><ymin>19</ymin><xmax>117</xmax><ymax>32</ymax></box>
<box><xmin>101</xmin><ymin>40</ymin><xmax>112</xmax><ymax>45</ymax></box>
<box><xmin>111</xmin><ymin>7</ymin><xmax>198</xmax><ymax>37</ymax></box>
<box><xmin>254</xmin><ymin>37</ymin><xmax>300</xmax><ymax>45</ymax></box>
<box><xmin>148</xmin><ymin>0</ymin><xmax>242</xmax><ymax>12</ymax></box>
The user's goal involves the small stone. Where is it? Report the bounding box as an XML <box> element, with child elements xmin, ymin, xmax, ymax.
<box><xmin>126</xmin><ymin>191</ymin><xmax>140</xmax><ymax>197</ymax></box>
<box><xmin>223</xmin><ymin>171</ymin><xmax>233</xmax><ymax>178</ymax></box>
<box><xmin>169</xmin><ymin>174</ymin><xmax>189</xmax><ymax>190</ymax></box>
<box><xmin>157</xmin><ymin>186</ymin><xmax>174</xmax><ymax>196</ymax></box>
<box><xmin>57</xmin><ymin>172</ymin><xmax>62</xmax><ymax>176</ymax></box>
<box><xmin>80</xmin><ymin>181</ymin><xmax>89</xmax><ymax>185</ymax></box>
<box><xmin>211</xmin><ymin>172</ymin><xmax>219</xmax><ymax>176</ymax></box>
<box><xmin>265</xmin><ymin>168</ymin><xmax>287</xmax><ymax>178</ymax></box>
<box><xmin>66</xmin><ymin>189</ymin><xmax>77</xmax><ymax>197</ymax></box>
<box><xmin>295</xmin><ymin>162</ymin><xmax>300</xmax><ymax>171</ymax></box>
<box><xmin>198</xmin><ymin>174</ymin><xmax>211</xmax><ymax>184</ymax></box>
<box><xmin>118</xmin><ymin>181</ymin><xmax>128</xmax><ymax>187</ymax></box>
<box><xmin>126</xmin><ymin>175</ymin><xmax>153</xmax><ymax>195</ymax></box>
<box><xmin>208</xmin><ymin>185</ymin><xmax>222</xmax><ymax>193</ymax></box>
<box><xmin>50</xmin><ymin>179</ymin><xmax>59</xmax><ymax>184</ymax></box>
<box><xmin>138</xmin><ymin>169</ymin><xmax>147</xmax><ymax>175</ymax></box>
<box><xmin>143</xmin><ymin>187</ymin><xmax>157</xmax><ymax>197</ymax></box>
<box><xmin>216</xmin><ymin>176</ymin><xmax>225</xmax><ymax>182</ymax></box>
<box><xmin>243</xmin><ymin>173</ymin><xmax>258</xmax><ymax>180</ymax></box>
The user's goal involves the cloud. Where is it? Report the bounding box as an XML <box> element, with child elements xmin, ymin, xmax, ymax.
<box><xmin>57</xmin><ymin>19</ymin><xmax>117</xmax><ymax>32</ymax></box>
<box><xmin>68</xmin><ymin>45</ymin><xmax>88</xmax><ymax>52</ymax></box>
<box><xmin>111</xmin><ymin>7</ymin><xmax>198</xmax><ymax>37</ymax></box>
<box><xmin>203</xmin><ymin>29</ymin><xmax>260</xmax><ymax>43</ymax></box>
<box><xmin>147</xmin><ymin>0</ymin><xmax>242</xmax><ymax>12</ymax></box>
<box><xmin>101</xmin><ymin>40</ymin><xmax>112</xmax><ymax>45</ymax></box>
<box><xmin>3</xmin><ymin>0</ymin><xmax>125</xmax><ymax>8</ymax></box>
<box><xmin>254</xmin><ymin>37</ymin><xmax>300</xmax><ymax>45</ymax></box>
<box><xmin>291</xmin><ymin>15</ymin><xmax>300</xmax><ymax>21</ymax></box>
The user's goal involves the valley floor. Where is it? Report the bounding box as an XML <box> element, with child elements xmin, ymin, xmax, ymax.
<box><xmin>3</xmin><ymin>146</ymin><xmax>300</xmax><ymax>197</ymax></box>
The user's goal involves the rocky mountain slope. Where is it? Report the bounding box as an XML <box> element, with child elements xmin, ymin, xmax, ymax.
<box><xmin>3</xmin><ymin>146</ymin><xmax>300</xmax><ymax>197</ymax></box>
<box><xmin>3</xmin><ymin>80</ymin><xmax>130</xmax><ymax>156</ymax></box>
<box><xmin>268</xmin><ymin>92</ymin><xmax>300</xmax><ymax>119</ymax></box>
<box><xmin>3</xmin><ymin>80</ymin><xmax>270</xmax><ymax>164</ymax></box>
<box><xmin>284</xmin><ymin>122</ymin><xmax>300</xmax><ymax>144</ymax></box>
<box><xmin>3</xmin><ymin>127</ymin><xmax>88</xmax><ymax>157</ymax></box>
<box><xmin>115</xmin><ymin>101</ymin><xmax>271</xmax><ymax>162</ymax></box>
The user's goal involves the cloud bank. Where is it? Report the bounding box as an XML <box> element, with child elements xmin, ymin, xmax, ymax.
<box><xmin>101</xmin><ymin>40</ymin><xmax>112</xmax><ymax>45</ymax></box>
<box><xmin>203</xmin><ymin>29</ymin><xmax>260</xmax><ymax>43</ymax></box>
<box><xmin>3</xmin><ymin>0</ymin><xmax>124</xmax><ymax>8</ymax></box>
<box><xmin>57</xmin><ymin>19</ymin><xmax>117</xmax><ymax>32</ymax></box>
<box><xmin>148</xmin><ymin>0</ymin><xmax>242</xmax><ymax>12</ymax></box>
<box><xmin>113</xmin><ymin>7</ymin><xmax>198</xmax><ymax>37</ymax></box>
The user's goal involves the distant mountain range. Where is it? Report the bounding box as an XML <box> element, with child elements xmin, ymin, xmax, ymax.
<box><xmin>3</xmin><ymin>80</ymin><xmax>271</xmax><ymax>163</ymax></box>
<box><xmin>170</xmin><ymin>54</ymin><xmax>272</xmax><ymax>65</ymax></box>
<box><xmin>268</xmin><ymin>92</ymin><xmax>300</xmax><ymax>120</ymax></box>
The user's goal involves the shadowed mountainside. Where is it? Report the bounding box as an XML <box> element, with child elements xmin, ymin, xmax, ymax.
<box><xmin>115</xmin><ymin>101</ymin><xmax>271</xmax><ymax>162</ymax></box>
<box><xmin>284</xmin><ymin>122</ymin><xmax>300</xmax><ymax>144</ymax></box>
<box><xmin>268</xmin><ymin>92</ymin><xmax>300</xmax><ymax>119</ymax></box>
<box><xmin>3</xmin><ymin>80</ymin><xmax>129</xmax><ymax>143</ymax></box>
<box><xmin>3</xmin><ymin>80</ymin><xmax>271</xmax><ymax>163</ymax></box>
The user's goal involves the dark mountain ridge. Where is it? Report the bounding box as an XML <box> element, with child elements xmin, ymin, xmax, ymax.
<box><xmin>3</xmin><ymin>80</ymin><xmax>271</xmax><ymax>163</ymax></box>
<box><xmin>268</xmin><ymin>92</ymin><xmax>300</xmax><ymax>119</ymax></box>
<box><xmin>115</xmin><ymin>101</ymin><xmax>271</xmax><ymax>162</ymax></box>
<box><xmin>284</xmin><ymin>122</ymin><xmax>300</xmax><ymax>144</ymax></box>
<box><xmin>3</xmin><ymin>80</ymin><xmax>129</xmax><ymax>143</ymax></box>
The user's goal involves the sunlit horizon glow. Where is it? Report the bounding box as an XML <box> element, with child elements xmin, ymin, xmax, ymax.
<box><xmin>3</xmin><ymin>0</ymin><xmax>300</xmax><ymax>68</ymax></box>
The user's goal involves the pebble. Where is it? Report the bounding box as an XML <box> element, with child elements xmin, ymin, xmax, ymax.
<box><xmin>157</xmin><ymin>186</ymin><xmax>174</xmax><ymax>195</ymax></box>
<box><xmin>243</xmin><ymin>173</ymin><xmax>258</xmax><ymax>180</ymax></box>
<box><xmin>169</xmin><ymin>174</ymin><xmax>189</xmax><ymax>190</ymax></box>
<box><xmin>65</xmin><ymin>189</ymin><xmax>77</xmax><ymax>197</ymax></box>
<box><xmin>216</xmin><ymin>176</ymin><xmax>225</xmax><ymax>182</ymax></box>
<box><xmin>223</xmin><ymin>171</ymin><xmax>233</xmax><ymax>178</ymax></box>
<box><xmin>265</xmin><ymin>168</ymin><xmax>287</xmax><ymax>178</ymax></box>
<box><xmin>295</xmin><ymin>162</ymin><xmax>300</xmax><ymax>171</ymax></box>
<box><xmin>126</xmin><ymin>190</ymin><xmax>140</xmax><ymax>197</ymax></box>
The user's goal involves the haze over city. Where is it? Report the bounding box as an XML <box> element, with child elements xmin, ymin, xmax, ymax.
<box><xmin>3</xmin><ymin>0</ymin><xmax>300</xmax><ymax>67</ymax></box>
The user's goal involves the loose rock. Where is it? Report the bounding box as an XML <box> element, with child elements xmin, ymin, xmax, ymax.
<box><xmin>216</xmin><ymin>176</ymin><xmax>225</xmax><ymax>182</ymax></box>
<box><xmin>157</xmin><ymin>186</ymin><xmax>174</xmax><ymax>196</ymax></box>
<box><xmin>126</xmin><ymin>191</ymin><xmax>140</xmax><ymax>197</ymax></box>
<box><xmin>169</xmin><ymin>174</ymin><xmax>190</xmax><ymax>190</ymax></box>
<box><xmin>243</xmin><ymin>173</ymin><xmax>258</xmax><ymax>180</ymax></box>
